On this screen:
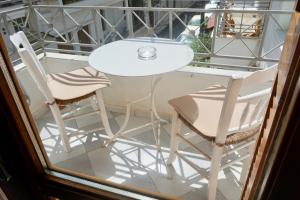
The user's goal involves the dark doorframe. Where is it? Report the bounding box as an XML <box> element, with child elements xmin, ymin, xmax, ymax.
<box><xmin>242</xmin><ymin>2</ymin><xmax>300</xmax><ymax>199</ymax></box>
<box><xmin>0</xmin><ymin>34</ymin><xmax>45</xmax><ymax>199</ymax></box>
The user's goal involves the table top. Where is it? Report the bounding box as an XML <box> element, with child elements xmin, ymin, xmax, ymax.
<box><xmin>88</xmin><ymin>37</ymin><xmax>194</xmax><ymax>77</ymax></box>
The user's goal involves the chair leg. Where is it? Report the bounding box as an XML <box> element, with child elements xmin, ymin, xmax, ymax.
<box><xmin>167</xmin><ymin>110</ymin><xmax>181</xmax><ymax>165</ymax></box>
<box><xmin>90</xmin><ymin>96</ymin><xmax>98</xmax><ymax>111</ymax></box>
<box><xmin>208</xmin><ymin>144</ymin><xmax>223</xmax><ymax>200</ymax></box>
<box><xmin>49</xmin><ymin>104</ymin><xmax>71</xmax><ymax>152</ymax></box>
<box><xmin>240</xmin><ymin>142</ymin><xmax>256</xmax><ymax>184</ymax></box>
<box><xmin>95</xmin><ymin>90</ymin><xmax>114</xmax><ymax>138</ymax></box>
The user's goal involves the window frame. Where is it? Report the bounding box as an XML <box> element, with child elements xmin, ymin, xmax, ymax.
<box><xmin>241</xmin><ymin>7</ymin><xmax>300</xmax><ymax>199</ymax></box>
<box><xmin>1</xmin><ymin>5</ymin><xmax>300</xmax><ymax>198</ymax></box>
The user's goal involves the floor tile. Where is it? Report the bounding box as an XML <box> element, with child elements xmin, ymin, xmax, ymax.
<box><xmin>37</xmin><ymin>114</ymin><xmax>86</xmax><ymax>164</ymax></box>
<box><xmin>81</xmin><ymin>118</ymin><xmax>120</xmax><ymax>152</ymax></box>
<box><xmin>180</xmin><ymin>186</ymin><xmax>227</xmax><ymax>200</ymax></box>
<box><xmin>148</xmin><ymin>168</ymin><xmax>193</xmax><ymax>197</ymax></box>
<box><xmin>130</xmin><ymin>128</ymin><xmax>170</xmax><ymax>148</ymax></box>
<box><xmin>114</xmin><ymin>114</ymin><xmax>153</xmax><ymax>137</ymax></box>
<box><xmin>36</xmin><ymin>110</ymin><xmax>244</xmax><ymax>200</ymax></box>
<box><xmin>55</xmin><ymin>154</ymin><xmax>95</xmax><ymax>176</ymax></box>
<box><xmin>87</xmin><ymin>142</ymin><xmax>157</xmax><ymax>192</ymax></box>
<box><xmin>88</xmin><ymin>141</ymin><xmax>140</xmax><ymax>178</ymax></box>
<box><xmin>46</xmin><ymin>137</ymin><xmax>86</xmax><ymax>164</ymax></box>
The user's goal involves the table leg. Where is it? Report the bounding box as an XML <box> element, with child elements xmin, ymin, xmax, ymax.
<box><xmin>103</xmin><ymin>93</ymin><xmax>151</xmax><ymax>146</ymax></box>
<box><xmin>150</xmin><ymin>76</ymin><xmax>172</xmax><ymax>178</ymax></box>
<box><xmin>150</xmin><ymin>76</ymin><xmax>168</xmax><ymax>149</ymax></box>
<box><xmin>104</xmin><ymin>76</ymin><xmax>167</xmax><ymax>148</ymax></box>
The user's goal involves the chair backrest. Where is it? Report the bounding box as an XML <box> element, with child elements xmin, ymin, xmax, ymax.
<box><xmin>10</xmin><ymin>31</ymin><xmax>54</xmax><ymax>103</ymax></box>
<box><xmin>216</xmin><ymin>65</ymin><xmax>278</xmax><ymax>143</ymax></box>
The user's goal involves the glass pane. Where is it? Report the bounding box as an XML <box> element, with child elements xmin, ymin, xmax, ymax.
<box><xmin>1</xmin><ymin>0</ymin><xmax>296</xmax><ymax>199</ymax></box>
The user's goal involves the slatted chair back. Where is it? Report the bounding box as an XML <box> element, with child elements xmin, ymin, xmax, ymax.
<box><xmin>10</xmin><ymin>31</ymin><xmax>54</xmax><ymax>104</ymax></box>
<box><xmin>216</xmin><ymin>65</ymin><xmax>278</xmax><ymax>144</ymax></box>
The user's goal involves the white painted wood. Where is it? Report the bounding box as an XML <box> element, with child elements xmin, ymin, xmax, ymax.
<box><xmin>10</xmin><ymin>32</ymin><xmax>53</xmax><ymax>103</ymax></box>
<box><xmin>49</xmin><ymin>104</ymin><xmax>71</xmax><ymax>152</ymax></box>
<box><xmin>10</xmin><ymin>33</ymin><xmax>71</xmax><ymax>152</ymax></box>
<box><xmin>10</xmin><ymin>31</ymin><xmax>114</xmax><ymax>152</ymax></box>
<box><xmin>209</xmin><ymin>65</ymin><xmax>277</xmax><ymax>199</ymax></box>
<box><xmin>239</xmin><ymin>102</ymin><xmax>250</xmax><ymax>129</ymax></box>
<box><xmin>167</xmin><ymin>64</ymin><xmax>278</xmax><ymax>199</ymax></box>
<box><xmin>237</xmin><ymin>88</ymin><xmax>272</xmax><ymax>102</ymax></box>
<box><xmin>216</xmin><ymin>78</ymin><xmax>244</xmax><ymax>144</ymax></box>
<box><xmin>10</xmin><ymin>31</ymin><xmax>47</xmax><ymax>77</ymax></box>
<box><xmin>249</xmin><ymin>99</ymin><xmax>263</xmax><ymax>123</ymax></box>
<box><xmin>166</xmin><ymin>109</ymin><xmax>181</xmax><ymax>165</ymax></box>
<box><xmin>205</xmin><ymin>77</ymin><xmax>244</xmax><ymax>199</ymax></box>
<box><xmin>209</xmin><ymin>145</ymin><xmax>223</xmax><ymax>200</ymax></box>
<box><xmin>240</xmin><ymin>64</ymin><xmax>278</xmax><ymax>93</ymax></box>
<box><xmin>95</xmin><ymin>90</ymin><xmax>114</xmax><ymax>138</ymax></box>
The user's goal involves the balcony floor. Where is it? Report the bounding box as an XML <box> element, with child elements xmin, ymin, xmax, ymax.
<box><xmin>36</xmin><ymin>107</ymin><xmax>244</xmax><ymax>200</ymax></box>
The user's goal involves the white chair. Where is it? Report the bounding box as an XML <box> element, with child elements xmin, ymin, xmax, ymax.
<box><xmin>10</xmin><ymin>31</ymin><xmax>114</xmax><ymax>152</ymax></box>
<box><xmin>166</xmin><ymin>65</ymin><xmax>278</xmax><ymax>200</ymax></box>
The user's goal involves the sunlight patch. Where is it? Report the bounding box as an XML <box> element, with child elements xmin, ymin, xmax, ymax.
<box><xmin>132</xmin><ymin>169</ymin><xmax>147</xmax><ymax>175</ymax></box>
<box><xmin>115</xmin><ymin>165</ymin><xmax>131</xmax><ymax>172</ymax></box>
<box><xmin>106</xmin><ymin>176</ymin><xmax>125</xmax><ymax>184</ymax></box>
<box><xmin>43</xmin><ymin>138</ymin><xmax>57</xmax><ymax>147</ymax></box>
<box><xmin>190</xmin><ymin>183</ymin><xmax>203</xmax><ymax>189</ymax></box>
<box><xmin>115</xmin><ymin>171</ymin><xmax>132</xmax><ymax>178</ymax></box>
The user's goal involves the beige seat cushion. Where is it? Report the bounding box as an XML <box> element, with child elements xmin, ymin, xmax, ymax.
<box><xmin>46</xmin><ymin>67</ymin><xmax>111</xmax><ymax>101</ymax></box>
<box><xmin>169</xmin><ymin>85</ymin><xmax>259</xmax><ymax>140</ymax></box>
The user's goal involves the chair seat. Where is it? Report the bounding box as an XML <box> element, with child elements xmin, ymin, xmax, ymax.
<box><xmin>46</xmin><ymin>67</ymin><xmax>111</xmax><ymax>103</ymax></box>
<box><xmin>169</xmin><ymin>85</ymin><xmax>260</xmax><ymax>142</ymax></box>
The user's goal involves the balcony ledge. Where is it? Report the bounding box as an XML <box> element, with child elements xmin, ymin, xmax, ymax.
<box><xmin>14</xmin><ymin>52</ymin><xmax>252</xmax><ymax>77</ymax></box>
<box><xmin>14</xmin><ymin>52</ymin><xmax>252</xmax><ymax>119</ymax></box>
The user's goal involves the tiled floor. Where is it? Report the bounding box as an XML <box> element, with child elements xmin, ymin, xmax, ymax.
<box><xmin>36</xmin><ymin>107</ymin><xmax>244</xmax><ymax>200</ymax></box>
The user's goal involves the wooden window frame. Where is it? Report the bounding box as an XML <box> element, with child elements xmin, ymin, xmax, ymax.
<box><xmin>1</xmin><ymin>3</ymin><xmax>300</xmax><ymax>198</ymax></box>
<box><xmin>242</xmin><ymin>3</ymin><xmax>300</xmax><ymax>199</ymax></box>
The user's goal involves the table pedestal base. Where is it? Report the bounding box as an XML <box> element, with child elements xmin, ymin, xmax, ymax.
<box><xmin>103</xmin><ymin>76</ymin><xmax>173</xmax><ymax>178</ymax></box>
<box><xmin>104</xmin><ymin>76</ymin><xmax>168</xmax><ymax>147</ymax></box>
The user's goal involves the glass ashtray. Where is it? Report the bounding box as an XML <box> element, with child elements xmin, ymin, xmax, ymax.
<box><xmin>138</xmin><ymin>46</ymin><xmax>157</xmax><ymax>60</ymax></box>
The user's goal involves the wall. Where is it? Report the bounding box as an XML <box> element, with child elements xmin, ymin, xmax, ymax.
<box><xmin>261</xmin><ymin>0</ymin><xmax>295</xmax><ymax>67</ymax></box>
<box><xmin>210</xmin><ymin>38</ymin><xmax>260</xmax><ymax>67</ymax></box>
<box><xmin>210</xmin><ymin>1</ymin><xmax>295</xmax><ymax>68</ymax></box>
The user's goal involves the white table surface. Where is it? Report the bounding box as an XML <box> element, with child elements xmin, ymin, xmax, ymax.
<box><xmin>88</xmin><ymin>37</ymin><xmax>194</xmax><ymax>77</ymax></box>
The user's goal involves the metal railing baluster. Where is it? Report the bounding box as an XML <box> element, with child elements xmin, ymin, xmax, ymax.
<box><xmin>0</xmin><ymin>5</ymin><xmax>293</xmax><ymax>70</ymax></box>
<box><xmin>92</xmin><ymin>9</ymin><xmax>101</xmax><ymax>47</ymax></box>
<box><xmin>169</xmin><ymin>11</ymin><xmax>172</xmax><ymax>39</ymax></box>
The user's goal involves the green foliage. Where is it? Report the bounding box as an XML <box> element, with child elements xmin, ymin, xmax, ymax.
<box><xmin>191</xmin><ymin>34</ymin><xmax>211</xmax><ymax>54</ymax></box>
<box><xmin>191</xmin><ymin>33</ymin><xmax>212</xmax><ymax>65</ymax></box>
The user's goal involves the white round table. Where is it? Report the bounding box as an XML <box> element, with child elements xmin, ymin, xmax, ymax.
<box><xmin>88</xmin><ymin>37</ymin><xmax>194</xmax><ymax>147</ymax></box>
<box><xmin>89</xmin><ymin>37</ymin><xmax>194</xmax><ymax>77</ymax></box>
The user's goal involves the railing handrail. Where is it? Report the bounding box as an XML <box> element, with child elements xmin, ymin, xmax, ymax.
<box><xmin>30</xmin><ymin>5</ymin><xmax>294</xmax><ymax>14</ymax></box>
<box><xmin>0</xmin><ymin>5</ymin><xmax>293</xmax><ymax>16</ymax></box>
<box><xmin>0</xmin><ymin>6</ymin><xmax>27</xmax><ymax>15</ymax></box>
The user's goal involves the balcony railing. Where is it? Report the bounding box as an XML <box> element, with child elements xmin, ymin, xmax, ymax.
<box><xmin>0</xmin><ymin>3</ymin><xmax>293</xmax><ymax>70</ymax></box>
